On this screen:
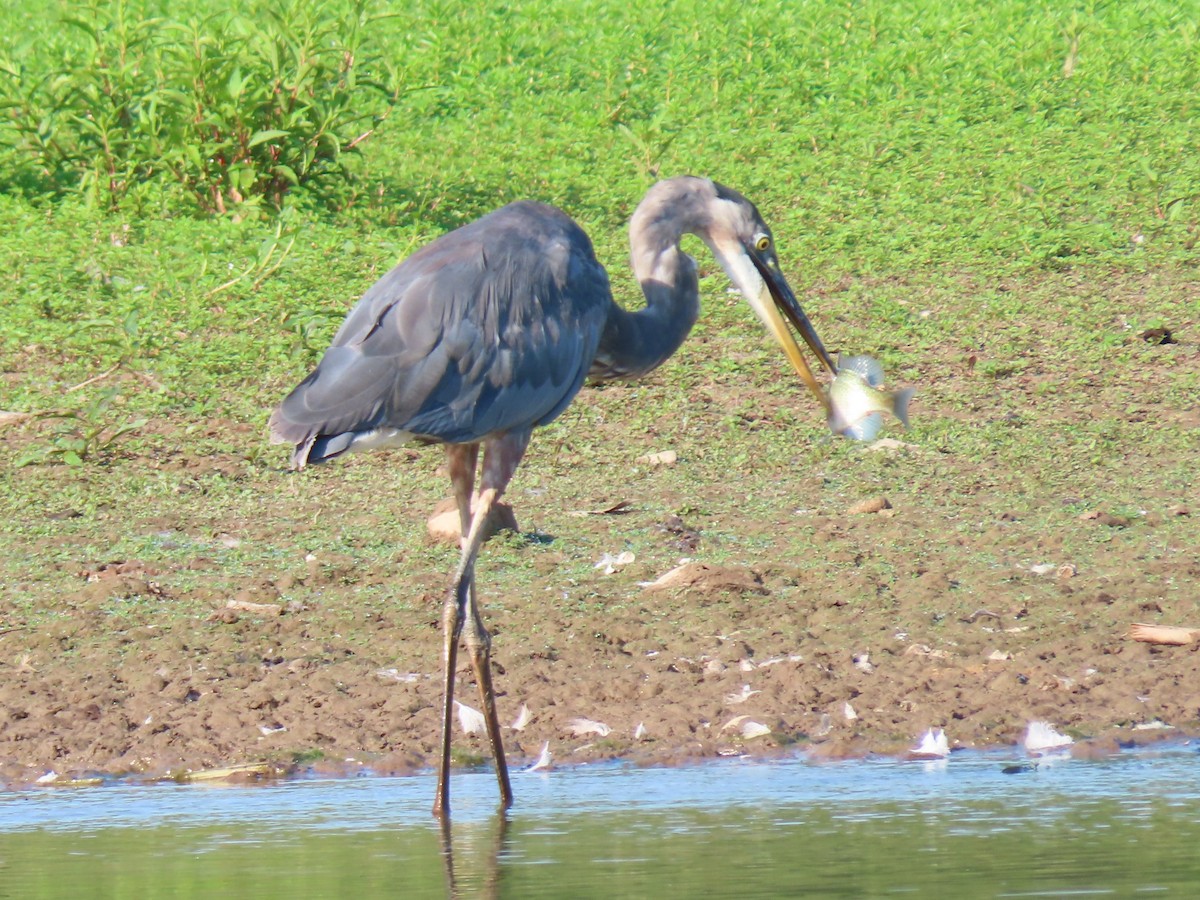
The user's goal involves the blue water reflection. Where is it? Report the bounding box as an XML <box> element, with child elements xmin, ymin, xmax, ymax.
<box><xmin>1</xmin><ymin>744</ymin><xmax>1197</xmax><ymax>897</ymax></box>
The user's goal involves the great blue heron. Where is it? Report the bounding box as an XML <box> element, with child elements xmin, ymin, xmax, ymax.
<box><xmin>269</xmin><ymin>175</ymin><xmax>836</xmax><ymax>816</ymax></box>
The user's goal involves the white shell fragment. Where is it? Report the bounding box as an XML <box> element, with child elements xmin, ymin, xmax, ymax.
<box><xmin>741</xmin><ymin>721</ymin><xmax>772</xmax><ymax>739</ymax></box>
<box><xmin>566</xmin><ymin>717</ymin><xmax>611</xmax><ymax>737</ymax></box>
<box><xmin>454</xmin><ymin>700</ymin><xmax>486</xmax><ymax>735</ymax></box>
<box><xmin>594</xmin><ymin>551</ymin><xmax>635</xmax><ymax>574</ymax></box>
<box><xmin>1132</xmin><ymin>720</ymin><xmax>1173</xmax><ymax>731</ymax></box>
<box><xmin>756</xmin><ymin>654</ymin><xmax>803</xmax><ymax>667</ymax></box>
<box><xmin>720</xmin><ymin>715</ymin><xmax>771</xmax><ymax>739</ymax></box>
<box><xmin>724</xmin><ymin>684</ymin><xmax>761</xmax><ymax>705</ymax></box>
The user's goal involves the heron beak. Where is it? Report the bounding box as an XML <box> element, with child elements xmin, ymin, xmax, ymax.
<box><xmin>747</xmin><ymin>252</ymin><xmax>837</xmax><ymax>411</ymax></box>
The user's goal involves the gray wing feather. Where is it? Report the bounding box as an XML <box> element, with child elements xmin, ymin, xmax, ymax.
<box><xmin>270</xmin><ymin>202</ymin><xmax>610</xmax><ymax>460</ymax></box>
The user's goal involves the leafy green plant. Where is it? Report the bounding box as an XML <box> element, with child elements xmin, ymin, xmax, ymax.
<box><xmin>14</xmin><ymin>387</ymin><xmax>148</xmax><ymax>467</ymax></box>
<box><xmin>0</xmin><ymin>0</ymin><xmax>404</xmax><ymax>214</ymax></box>
<box><xmin>0</xmin><ymin>4</ymin><xmax>168</xmax><ymax>208</ymax></box>
<box><xmin>76</xmin><ymin>308</ymin><xmax>160</xmax><ymax>369</ymax></box>
<box><xmin>156</xmin><ymin>0</ymin><xmax>403</xmax><ymax>215</ymax></box>
<box><xmin>56</xmin><ymin>306</ymin><xmax>169</xmax><ymax>397</ymax></box>
<box><xmin>206</xmin><ymin>213</ymin><xmax>299</xmax><ymax>296</ymax></box>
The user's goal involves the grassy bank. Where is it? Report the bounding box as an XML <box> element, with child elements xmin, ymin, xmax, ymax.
<box><xmin>0</xmin><ymin>1</ymin><xmax>1196</xmax><ymax>761</ymax></box>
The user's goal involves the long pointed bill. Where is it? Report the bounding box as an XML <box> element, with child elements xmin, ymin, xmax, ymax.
<box><xmin>707</xmin><ymin>239</ymin><xmax>835</xmax><ymax>412</ymax></box>
<box><xmin>745</xmin><ymin>254</ymin><xmax>837</xmax><ymax>411</ymax></box>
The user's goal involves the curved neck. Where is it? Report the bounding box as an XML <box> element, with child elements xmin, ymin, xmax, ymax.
<box><xmin>589</xmin><ymin>187</ymin><xmax>709</xmax><ymax>381</ymax></box>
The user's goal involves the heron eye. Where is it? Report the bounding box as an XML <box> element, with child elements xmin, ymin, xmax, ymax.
<box><xmin>755</xmin><ymin>235</ymin><xmax>771</xmax><ymax>252</ymax></box>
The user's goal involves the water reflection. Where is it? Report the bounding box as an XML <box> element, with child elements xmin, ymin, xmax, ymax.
<box><xmin>0</xmin><ymin>746</ymin><xmax>1198</xmax><ymax>897</ymax></box>
<box><xmin>440</xmin><ymin>812</ymin><xmax>509</xmax><ymax>899</ymax></box>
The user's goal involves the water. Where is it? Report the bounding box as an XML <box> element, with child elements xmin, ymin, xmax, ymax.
<box><xmin>1</xmin><ymin>745</ymin><xmax>1198</xmax><ymax>897</ymax></box>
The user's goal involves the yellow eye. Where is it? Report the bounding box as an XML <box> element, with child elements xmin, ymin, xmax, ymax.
<box><xmin>755</xmin><ymin>235</ymin><xmax>771</xmax><ymax>252</ymax></box>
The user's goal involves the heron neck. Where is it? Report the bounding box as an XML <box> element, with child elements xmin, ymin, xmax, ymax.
<box><xmin>587</xmin><ymin>183</ymin><xmax>712</xmax><ymax>381</ymax></box>
<box><xmin>591</xmin><ymin>240</ymin><xmax>701</xmax><ymax>381</ymax></box>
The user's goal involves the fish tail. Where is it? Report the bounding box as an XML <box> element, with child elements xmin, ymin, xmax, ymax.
<box><xmin>892</xmin><ymin>387</ymin><xmax>916</xmax><ymax>429</ymax></box>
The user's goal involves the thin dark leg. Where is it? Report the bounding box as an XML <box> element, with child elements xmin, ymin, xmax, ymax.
<box><xmin>434</xmin><ymin>567</ymin><xmax>468</xmax><ymax>818</ymax></box>
<box><xmin>461</xmin><ymin>432</ymin><xmax>530</xmax><ymax>811</ymax></box>
<box><xmin>432</xmin><ymin>432</ymin><xmax>529</xmax><ymax>816</ymax></box>
<box><xmin>434</xmin><ymin>443</ymin><xmax>479</xmax><ymax>819</ymax></box>
<box><xmin>447</xmin><ymin>443</ymin><xmax>479</xmax><ymax>541</ymax></box>
<box><xmin>465</xmin><ymin>593</ymin><xmax>513</xmax><ymax>810</ymax></box>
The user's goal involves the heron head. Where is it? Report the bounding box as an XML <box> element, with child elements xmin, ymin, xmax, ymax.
<box><xmin>693</xmin><ymin>180</ymin><xmax>837</xmax><ymax>410</ymax></box>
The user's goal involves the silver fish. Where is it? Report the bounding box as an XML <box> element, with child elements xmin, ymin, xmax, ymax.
<box><xmin>828</xmin><ymin>354</ymin><xmax>914</xmax><ymax>441</ymax></box>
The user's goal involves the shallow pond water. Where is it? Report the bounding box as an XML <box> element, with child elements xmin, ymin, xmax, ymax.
<box><xmin>1</xmin><ymin>744</ymin><xmax>1198</xmax><ymax>897</ymax></box>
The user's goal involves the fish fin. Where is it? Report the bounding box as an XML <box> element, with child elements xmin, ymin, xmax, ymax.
<box><xmin>844</xmin><ymin>412</ymin><xmax>884</xmax><ymax>441</ymax></box>
<box><xmin>891</xmin><ymin>387</ymin><xmax>916</xmax><ymax>429</ymax></box>
<box><xmin>838</xmin><ymin>355</ymin><xmax>885</xmax><ymax>386</ymax></box>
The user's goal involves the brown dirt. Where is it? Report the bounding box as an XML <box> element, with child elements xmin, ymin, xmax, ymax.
<box><xmin>2</xmin><ymin>455</ymin><xmax>1196</xmax><ymax>790</ymax></box>
<box><xmin>2</xmin><ymin>271</ymin><xmax>1199</xmax><ymax>790</ymax></box>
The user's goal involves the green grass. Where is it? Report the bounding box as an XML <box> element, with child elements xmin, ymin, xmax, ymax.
<box><xmin>2</xmin><ymin>0</ymin><xmax>1198</xmax><ymax>624</ymax></box>
<box><xmin>2</xmin><ymin>1</ymin><xmax>1196</xmax><ymax>401</ymax></box>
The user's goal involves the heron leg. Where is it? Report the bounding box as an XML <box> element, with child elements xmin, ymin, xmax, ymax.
<box><xmin>461</xmin><ymin>431</ymin><xmax>529</xmax><ymax>812</ymax></box>
<box><xmin>434</xmin><ymin>443</ymin><xmax>479</xmax><ymax>819</ymax></box>
<box><xmin>434</xmin><ymin>435</ymin><xmax>527</xmax><ymax>816</ymax></box>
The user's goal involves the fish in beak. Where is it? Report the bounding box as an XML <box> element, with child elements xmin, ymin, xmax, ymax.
<box><xmin>828</xmin><ymin>354</ymin><xmax>914</xmax><ymax>440</ymax></box>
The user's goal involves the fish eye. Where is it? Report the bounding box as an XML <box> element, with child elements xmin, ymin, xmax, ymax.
<box><xmin>754</xmin><ymin>235</ymin><xmax>771</xmax><ymax>252</ymax></box>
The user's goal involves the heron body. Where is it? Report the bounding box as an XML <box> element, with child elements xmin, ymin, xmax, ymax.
<box><xmin>270</xmin><ymin>176</ymin><xmax>835</xmax><ymax>816</ymax></box>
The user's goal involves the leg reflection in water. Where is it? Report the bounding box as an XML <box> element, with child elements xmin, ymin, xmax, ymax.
<box><xmin>439</xmin><ymin>810</ymin><xmax>510</xmax><ymax>899</ymax></box>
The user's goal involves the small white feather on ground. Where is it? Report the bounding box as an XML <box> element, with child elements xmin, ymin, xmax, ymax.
<box><xmin>1023</xmin><ymin>720</ymin><xmax>1074</xmax><ymax>754</ymax></box>
<box><xmin>453</xmin><ymin>700</ymin><xmax>486</xmax><ymax>735</ymax></box>
<box><xmin>527</xmin><ymin>741</ymin><xmax>552</xmax><ymax>772</ymax></box>
<box><xmin>909</xmin><ymin>727</ymin><xmax>950</xmax><ymax>759</ymax></box>
<box><xmin>565</xmin><ymin>717</ymin><xmax>610</xmax><ymax>737</ymax></box>
<box><xmin>510</xmin><ymin>703</ymin><xmax>532</xmax><ymax>731</ymax></box>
